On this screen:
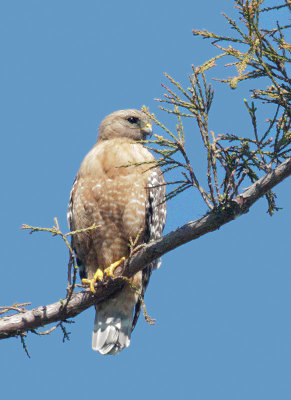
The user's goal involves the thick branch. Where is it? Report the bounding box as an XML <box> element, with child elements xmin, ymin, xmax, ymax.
<box><xmin>1</xmin><ymin>157</ymin><xmax>291</xmax><ymax>340</ymax></box>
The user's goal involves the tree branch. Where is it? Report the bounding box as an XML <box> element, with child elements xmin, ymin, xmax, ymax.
<box><xmin>1</xmin><ymin>157</ymin><xmax>291</xmax><ymax>340</ymax></box>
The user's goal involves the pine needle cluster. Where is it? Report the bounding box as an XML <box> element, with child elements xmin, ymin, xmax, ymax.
<box><xmin>143</xmin><ymin>0</ymin><xmax>290</xmax><ymax>215</ymax></box>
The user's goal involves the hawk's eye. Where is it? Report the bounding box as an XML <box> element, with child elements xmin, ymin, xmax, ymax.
<box><xmin>127</xmin><ymin>117</ymin><xmax>139</xmax><ymax>124</ymax></box>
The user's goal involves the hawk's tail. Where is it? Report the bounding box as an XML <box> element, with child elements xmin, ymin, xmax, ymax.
<box><xmin>92</xmin><ymin>309</ymin><xmax>132</xmax><ymax>355</ymax></box>
<box><xmin>92</xmin><ymin>296</ymin><xmax>135</xmax><ymax>355</ymax></box>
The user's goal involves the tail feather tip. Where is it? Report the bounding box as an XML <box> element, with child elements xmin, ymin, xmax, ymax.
<box><xmin>92</xmin><ymin>313</ymin><xmax>132</xmax><ymax>355</ymax></box>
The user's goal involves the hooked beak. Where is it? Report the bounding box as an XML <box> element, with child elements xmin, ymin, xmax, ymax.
<box><xmin>140</xmin><ymin>122</ymin><xmax>153</xmax><ymax>137</ymax></box>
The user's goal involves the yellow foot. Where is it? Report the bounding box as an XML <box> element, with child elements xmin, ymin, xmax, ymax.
<box><xmin>104</xmin><ymin>257</ymin><xmax>125</xmax><ymax>278</ymax></box>
<box><xmin>82</xmin><ymin>268</ymin><xmax>104</xmax><ymax>294</ymax></box>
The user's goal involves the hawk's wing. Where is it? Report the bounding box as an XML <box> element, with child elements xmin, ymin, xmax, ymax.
<box><xmin>67</xmin><ymin>175</ymin><xmax>87</xmax><ymax>280</ymax></box>
<box><xmin>68</xmin><ymin>166</ymin><xmax>166</xmax><ymax>334</ymax></box>
<box><xmin>131</xmin><ymin>167</ymin><xmax>167</xmax><ymax>331</ymax></box>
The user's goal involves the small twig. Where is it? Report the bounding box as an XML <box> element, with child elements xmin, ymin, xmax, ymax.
<box><xmin>21</xmin><ymin>219</ymin><xmax>100</xmax><ymax>311</ymax></box>
<box><xmin>20</xmin><ymin>334</ymin><xmax>31</xmax><ymax>358</ymax></box>
<box><xmin>177</xmin><ymin>141</ymin><xmax>213</xmax><ymax>209</ymax></box>
<box><xmin>60</xmin><ymin>322</ymin><xmax>71</xmax><ymax>342</ymax></box>
<box><xmin>31</xmin><ymin>319</ymin><xmax>74</xmax><ymax>342</ymax></box>
<box><xmin>31</xmin><ymin>325</ymin><xmax>59</xmax><ymax>336</ymax></box>
<box><xmin>230</xmin><ymin>170</ymin><xmax>248</xmax><ymax>199</ymax></box>
<box><xmin>0</xmin><ymin>303</ymin><xmax>32</xmax><ymax>315</ymax></box>
<box><xmin>120</xmin><ymin>276</ymin><xmax>155</xmax><ymax>325</ymax></box>
<box><xmin>67</xmin><ymin>252</ymin><xmax>73</xmax><ymax>290</ymax></box>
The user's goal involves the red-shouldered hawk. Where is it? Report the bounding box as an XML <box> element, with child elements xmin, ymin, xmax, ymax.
<box><xmin>67</xmin><ymin>109</ymin><xmax>166</xmax><ymax>355</ymax></box>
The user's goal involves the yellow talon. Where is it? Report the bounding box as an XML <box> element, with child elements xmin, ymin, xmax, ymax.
<box><xmin>82</xmin><ymin>268</ymin><xmax>104</xmax><ymax>294</ymax></box>
<box><xmin>81</xmin><ymin>258</ymin><xmax>125</xmax><ymax>293</ymax></box>
<box><xmin>104</xmin><ymin>257</ymin><xmax>125</xmax><ymax>278</ymax></box>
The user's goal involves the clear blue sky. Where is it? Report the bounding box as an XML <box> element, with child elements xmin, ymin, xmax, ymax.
<box><xmin>1</xmin><ymin>1</ymin><xmax>290</xmax><ymax>399</ymax></box>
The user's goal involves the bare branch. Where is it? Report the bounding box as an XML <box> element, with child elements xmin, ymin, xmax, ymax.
<box><xmin>1</xmin><ymin>156</ymin><xmax>290</xmax><ymax>340</ymax></box>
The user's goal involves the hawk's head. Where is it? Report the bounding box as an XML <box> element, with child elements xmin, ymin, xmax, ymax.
<box><xmin>97</xmin><ymin>109</ymin><xmax>152</xmax><ymax>142</ymax></box>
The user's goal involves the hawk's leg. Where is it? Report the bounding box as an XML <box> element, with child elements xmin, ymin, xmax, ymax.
<box><xmin>82</xmin><ymin>268</ymin><xmax>104</xmax><ymax>294</ymax></box>
<box><xmin>104</xmin><ymin>257</ymin><xmax>125</xmax><ymax>278</ymax></box>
